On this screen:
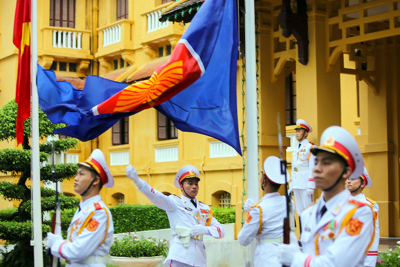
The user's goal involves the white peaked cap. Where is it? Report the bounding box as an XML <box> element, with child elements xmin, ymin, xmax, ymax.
<box><xmin>295</xmin><ymin>119</ymin><xmax>313</xmax><ymax>133</ymax></box>
<box><xmin>77</xmin><ymin>149</ymin><xmax>114</xmax><ymax>188</ymax></box>
<box><xmin>263</xmin><ymin>156</ymin><xmax>290</xmax><ymax>185</ymax></box>
<box><xmin>311</xmin><ymin>126</ymin><xmax>364</xmax><ymax>179</ymax></box>
<box><xmin>174</xmin><ymin>165</ymin><xmax>200</xmax><ymax>188</ymax></box>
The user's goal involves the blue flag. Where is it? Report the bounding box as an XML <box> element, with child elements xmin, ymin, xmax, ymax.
<box><xmin>37</xmin><ymin>0</ymin><xmax>241</xmax><ymax>155</ymax></box>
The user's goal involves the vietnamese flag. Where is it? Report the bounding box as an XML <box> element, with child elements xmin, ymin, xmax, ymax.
<box><xmin>13</xmin><ymin>0</ymin><xmax>31</xmax><ymax>145</ymax></box>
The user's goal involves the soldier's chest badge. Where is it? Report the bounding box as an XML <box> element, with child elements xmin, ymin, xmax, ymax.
<box><xmin>346</xmin><ymin>218</ymin><xmax>363</xmax><ymax>236</ymax></box>
<box><xmin>86</xmin><ymin>218</ymin><xmax>100</xmax><ymax>232</ymax></box>
<box><xmin>72</xmin><ymin>218</ymin><xmax>82</xmax><ymax>231</ymax></box>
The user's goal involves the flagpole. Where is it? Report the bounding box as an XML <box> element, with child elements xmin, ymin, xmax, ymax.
<box><xmin>245</xmin><ymin>0</ymin><xmax>258</xmax><ymax>265</ymax></box>
<box><xmin>31</xmin><ymin>0</ymin><xmax>44</xmax><ymax>266</ymax></box>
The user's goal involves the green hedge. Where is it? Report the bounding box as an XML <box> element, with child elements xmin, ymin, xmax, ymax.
<box><xmin>56</xmin><ymin>204</ymin><xmax>236</xmax><ymax>235</ymax></box>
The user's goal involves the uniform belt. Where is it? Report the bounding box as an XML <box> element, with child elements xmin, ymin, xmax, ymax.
<box><xmin>172</xmin><ymin>232</ymin><xmax>203</xmax><ymax>241</ymax></box>
<box><xmin>66</xmin><ymin>255</ymin><xmax>107</xmax><ymax>264</ymax></box>
<box><xmin>256</xmin><ymin>237</ymin><xmax>283</xmax><ymax>245</ymax></box>
<box><xmin>293</xmin><ymin>167</ymin><xmax>308</xmax><ymax>172</ymax></box>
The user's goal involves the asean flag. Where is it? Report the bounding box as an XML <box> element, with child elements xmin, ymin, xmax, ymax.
<box><xmin>91</xmin><ymin>0</ymin><xmax>227</xmax><ymax>116</ymax></box>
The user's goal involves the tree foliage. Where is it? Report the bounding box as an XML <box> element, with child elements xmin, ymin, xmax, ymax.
<box><xmin>0</xmin><ymin>100</ymin><xmax>81</xmax><ymax>266</ymax></box>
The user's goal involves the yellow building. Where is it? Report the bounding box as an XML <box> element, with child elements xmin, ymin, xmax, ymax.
<box><xmin>0</xmin><ymin>0</ymin><xmax>399</xmax><ymax>239</ymax></box>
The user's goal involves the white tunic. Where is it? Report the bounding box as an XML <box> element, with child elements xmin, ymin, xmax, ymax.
<box><xmin>293</xmin><ymin>189</ymin><xmax>375</xmax><ymax>267</ymax></box>
<box><xmin>137</xmin><ymin>181</ymin><xmax>225</xmax><ymax>267</ymax></box>
<box><xmin>353</xmin><ymin>193</ymin><xmax>380</xmax><ymax>267</ymax></box>
<box><xmin>51</xmin><ymin>195</ymin><xmax>114</xmax><ymax>267</ymax></box>
<box><xmin>238</xmin><ymin>193</ymin><xmax>290</xmax><ymax>267</ymax></box>
<box><xmin>291</xmin><ymin>139</ymin><xmax>316</xmax><ymax>190</ymax></box>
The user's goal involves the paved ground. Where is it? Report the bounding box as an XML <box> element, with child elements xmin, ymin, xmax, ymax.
<box><xmin>379</xmin><ymin>237</ymin><xmax>400</xmax><ymax>252</ymax></box>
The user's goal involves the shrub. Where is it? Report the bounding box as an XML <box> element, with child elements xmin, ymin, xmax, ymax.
<box><xmin>376</xmin><ymin>241</ymin><xmax>400</xmax><ymax>266</ymax></box>
<box><xmin>109</xmin><ymin>232</ymin><xmax>169</xmax><ymax>258</ymax></box>
<box><xmin>211</xmin><ymin>206</ymin><xmax>236</xmax><ymax>224</ymax></box>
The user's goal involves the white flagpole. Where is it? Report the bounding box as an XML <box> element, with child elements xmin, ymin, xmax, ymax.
<box><xmin>31</xmin><ymin>0</ymin><xmax>44</xmax><ymax>266</ymax></box>
<box><xmin>245</xmin><ymin>0</ymin><xmax>258</xmax><ymax>266</ymax></box>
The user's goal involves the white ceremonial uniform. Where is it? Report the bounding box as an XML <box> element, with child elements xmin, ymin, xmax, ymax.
<box><xmin>353</xmin><ymin>193</ymin><xmax>380</xmax><ymax>267</ymax></box>
<box><xmin>291</xmin><ymin>138</ymin><xmax>316</xmax><ymax>215</ymax></box>
<box><xmin>51</xmin><ymin>195</ymin><xmax>114</xmax><ymax>267</ymax></box>
<box><xmin>238</xmin><ymin>193</ymin><xmax>292</xmax><ymax>267</ymax></box>
<box><xmin>137</xmin><ymin>180</ymin><xmax>225</xmax><ymax>267</ymax></box>
<box><xmin>293</xmin><ymin>189</ymin><xmax>374</xmax><ymax>267</ymax></box>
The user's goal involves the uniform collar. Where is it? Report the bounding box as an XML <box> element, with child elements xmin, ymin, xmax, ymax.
<box><xmin>352</xmin><ymin>192</ymin><xmax>366</xmax><ymax>202</ymax></box>
<box><xmin>318</xmin><ymin>189</ymin><xmax>350</xmax><ymax>216</ymax></box>
<box><xmin>261</xmin><ymin>192</ymin><xmax>280</xmax><ymax>201</ymax></box>
<box><xmin>299</xmin><ymin>139</ymin><xmax>309</xmax><ymax>146</ymax></box>
<box><xmin>79</xmin><ymin>194</ymin><xmax>101</xmax><ymax>212</ymax></box>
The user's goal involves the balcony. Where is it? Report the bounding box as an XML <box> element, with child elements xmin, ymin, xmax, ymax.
<box><xmin>96</xmin><ymin>19</ymin><xmax>135</xmax><ymax>58</ymax></box>
<box><xmin>141</xmin><ymin>6</ymin><xmax>186</xmax><ymax>46</ymax></box>
<box><xmin>39</xmin><ymin>27</ymin><xmax>92</xmax><ymax>59</ymax></box>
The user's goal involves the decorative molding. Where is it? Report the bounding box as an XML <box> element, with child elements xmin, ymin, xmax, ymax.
<box><xmin>65</xmin><ymin>154</ymin><xmax>79</xmax><ymax>164</ymax></box>
<box><xmin>121</xmin><ymin>51</ymin><xmax>135</xmax><ymax>66</ymax></box>
<box><xmin>169</xmin><ymin>36</ymin><xmax>181</xmax><ymax>49</ymax></box>
<box><xmin>98</xmin><ymin>57</ymin><xmax>112</xmax><ymax>72</ymax></box>
<box><xmin>110</xmin><ymin>151</ymin><xmax>130</xmax><ymax>166</ymax></box>
<box><xmin>155</xmin><ymin>146</ymin><xmax>178</xmax><ymax>162</ymax></box>
<box><xmin>77</xmin><ymin>60</ymin><xmax>90</xmax><ymax>76</ymax></box>
<box><xmin>142</xmin><ymin>44</ymin><xmax>157</xmax><ymax>59</ymax></box>
<box><xmin>39</xmin><ymin>55</ymin><xmax>54</xmax><ymax>69</ymax></box>
<box><xmin>209</xmin><ymin>142</ymin><xmax>238</xmax><ymax>158</ymax></box>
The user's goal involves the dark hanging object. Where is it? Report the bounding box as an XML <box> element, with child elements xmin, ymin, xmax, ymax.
<box><xmin>279</xmin><ymin>0</ymin><xmax>309</xmax><ymax>65</ymax></box>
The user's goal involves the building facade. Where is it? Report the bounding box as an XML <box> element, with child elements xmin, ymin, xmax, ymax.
<box><xmin>0</xmin><ymin>0</ymin><xmax>399</xmax><ymax>238</ymax></box>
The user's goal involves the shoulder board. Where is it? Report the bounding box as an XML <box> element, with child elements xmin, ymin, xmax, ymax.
<box><xmin>348</xmin><ymin>199</ymin><xmax>367</xmax><ymax>207</ymax></box>
<box><xmin>171</xmin><ymin>194</ymin><xmax>181</xmax><ymax>199</ymax></box>
<box><xmin>199</xmin><ymin>201</ymin><xmax>210</xmax><ymax>207</ymax></box>
<box><xmin>366</xmin><ymin>197</ymin><xmax>376</xmax><ymax>205</ymax></box>
<box><xmin>309</xmin><ymin>141</ymin><xmax>315</xmax><ymax>145</ymax></box>
<box><xmin>93</xmin><ymin>202</ymin><xmax>102</xmax><ymax>210</ymax></box>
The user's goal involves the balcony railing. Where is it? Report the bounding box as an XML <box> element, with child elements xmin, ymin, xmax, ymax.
<box><xmin>40</xmin><ymin>27</ymin><xmax>91</xmax><ymax>58</ymax></box>
<box><xmin>96</xmin><ymin>19</ymin><xmax>134</xmax><ymax>57</ymax></box>
<box><xmin>52</xmin><ymin>30</ymin><xmax>82</xmax><ymax>49</ymax></box>
<box><xmin>103</xmin><ymin>24</ymin><xmax>121</xmax><ymax>47</ymax></box>
<box><xmin>147</xmin><ymin>10</ymin><xmax>169</xmax><ymax>33</ymax></box>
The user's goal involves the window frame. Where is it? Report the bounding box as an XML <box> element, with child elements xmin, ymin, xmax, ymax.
<box><xmin>112</xmin><ymin>117</ymin><xmax>129</xmax><ymax>145</ymax></box>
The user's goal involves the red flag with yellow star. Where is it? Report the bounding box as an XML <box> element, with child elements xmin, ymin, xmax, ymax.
<box><xmin>13</xmin><ymin>0</ymin><xmax>31</xmax><ymax>145</ymax></box>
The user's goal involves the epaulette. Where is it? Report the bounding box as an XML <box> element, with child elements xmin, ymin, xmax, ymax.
<box><xmin>171</xmin><ymin>194</ymin><xmax>181</xmax><ymax>198</ymax></box>
<box><xmin>309</xmin><ymin>141</ymin><xmax>315</xmax><ymax>145</ymax></box>
<box><xmin>93</xmin><ymin>202</ymin><xmax>102</xmax><ymax>210</ymax></box>
<box><xmin>348</xmin><ymin>199</ymin><xmax>367</xmax><ymax>207</ymax></box>
<box><xmin>366</xmin><ymin>197</ymin><xmax>376</xmax><ymax>205</ymax></box>
<box><xmin>199</xmin><ymin>201</ymin><xmax>210</xmax><ymax>206</ymax></box>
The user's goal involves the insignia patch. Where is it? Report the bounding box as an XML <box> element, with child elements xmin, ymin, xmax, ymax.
<box><xmin>200</xmin><ymin>209</ymin><xmax>209</xmax><ymax>213</ymax></box>
<box><xmin>346</xmin><ymin>218</ymin><xmax>363</xmax><ymax>236</ymax></box>
<box><xmin>184</xmin><ymin>206</ymin><xmax>193</xmax><ymax>211</ymax></box>
<box><xmin>86</xmin><ymin>219</ymin><xmax>100</xmax><ymax>232</ymax></box>
<box><xmin>151</xmin><ymin>188</ymin><xmax>155</xmax><ymax>194</ymax></box>
<box><xmin>246</xmin><ymin>214</ymin><xmax>252</xmax><ymax>224</ymax></box>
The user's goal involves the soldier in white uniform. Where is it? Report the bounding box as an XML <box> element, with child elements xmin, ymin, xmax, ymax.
<box><xmin>126</xmin><ymin>164</ymin><xmax>225</xmax><ymax>267</ymax></box>
<box><xmin>47</xmin><ymin>149</ymin><xmax>114</xmax><ymax>266</ymax></box>
<box><xmin>347</xmin><ymin>167</ymin><xmax>380</xmax><ymax>267</ymax></box>
<box><xmin>290</xmin><ymin>119</ymin><xmax>317</xmax><ymax>216</ymax></box>
<box><xmin>279</xmin><ymin>126</ymin><xmax>375</xmax><ymax>267</ymax></box>
<box><xmin>238</xmin><ymin>156</ymin><xmax>292</xmax><ymax>267</ymax></box>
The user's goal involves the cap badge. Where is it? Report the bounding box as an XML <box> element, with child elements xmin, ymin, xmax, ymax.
<box><xmin>324</xmin><ymin>137</ymin><xmax>335</xmax><ymax>147</ymax></box>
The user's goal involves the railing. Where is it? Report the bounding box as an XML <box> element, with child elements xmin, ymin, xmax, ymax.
<box><xmin>52</xmin><ymin>30</ymin><xmax>83</xmax><ymax>49</ymax></box>
<box><xmin>103</xmin><ymin>24</ymin><xmax>121</xmax><ymax>47</ymax></box>
<box><xmin>147</xmin><ymin>9</ymin><xmax>169</xmax><ymax>33</ymax></box>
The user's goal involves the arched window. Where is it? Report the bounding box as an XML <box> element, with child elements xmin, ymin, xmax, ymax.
<box><xmin>212</xmin><ymin>191</ymin><xmax>231</xmax><ymax>208</ymax></box>
<box><xmin>111</xmin><ymin>193</ymin><xmax>125</xmax><ymax>206</ymax></box>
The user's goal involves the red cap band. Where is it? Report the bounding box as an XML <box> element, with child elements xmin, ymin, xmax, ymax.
<box><xmin>360</xmin><ymin>174</ymin><xmax>367</xmax><ymax>186</ymax></box>
<box><xmin>298</xmin><ymin>123</ymin><xmax>310</xmax><ymax>132</ymax></box>
<box><xmin>86</xmin><ymin>158</ymin><xmax>108</xmax><ymax>185</ymax></box>
<box><xmin>179</xmin><ymin>171</ymin><xmax>198</xmax><ymax>185</ymax></box>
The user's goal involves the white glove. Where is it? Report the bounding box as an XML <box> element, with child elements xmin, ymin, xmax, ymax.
<box><xmin>278</xmin><ymin>232</ymin><xmax>301</xmax><ymax>266</ymax></box>
<box><xmin>126</xmin><ymin>165</ymin><xmax>145</xmax><ymax>188</ymax></box>
<box><xmin>244</xmin><ymin>199</ymin><xmax>254</xmax><ymax>213</ymax></box>
<box><xmin>46</xmin><ymin>227</ymin><xmax>62</xmax><ymax>249</ymax></box>
<box><xmin>307</xmin><ymin>188</ymin><xmax>314</xmax><ymax>196</ymax></box>
<box><xmin>190</xmin><ymin>225</ymin><xmax>209</xmax><ymax>236</ymax></box>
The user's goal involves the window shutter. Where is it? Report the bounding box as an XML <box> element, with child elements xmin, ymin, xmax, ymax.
<box><xmin>122</xmin><ymin>117</ymin><xmax>129</xmax><ymax>144</ymax></box>
<box><xmin>158</xmin><ymin>112</ymin><xmax>167</xmax><ymax>140</ymax></box>
<box><xmin>112</xmin><ymin>121</ymin><xmax>121</xmax><ymax>145</ymax></box>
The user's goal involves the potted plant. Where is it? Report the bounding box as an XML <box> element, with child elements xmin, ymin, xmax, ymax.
<box><xmin>109</xmin><ymin>230</ymin><xmax>169</xmax><ymax>267</ymax></box>
<box><xmin>376</xmin><ymin>241</ymin><xmax>400</xmax><ymax>267</ymax></box>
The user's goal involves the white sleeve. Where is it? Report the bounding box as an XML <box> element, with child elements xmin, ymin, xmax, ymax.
<box><xmin>137</xmin><ymin>180</ymin><xmax>177</xmax><ymax>212</ymax></box>
<box><xmin>237</xmin><ymin>206</ymin><xmax>260</xmax><ymax>246</ymax></box>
